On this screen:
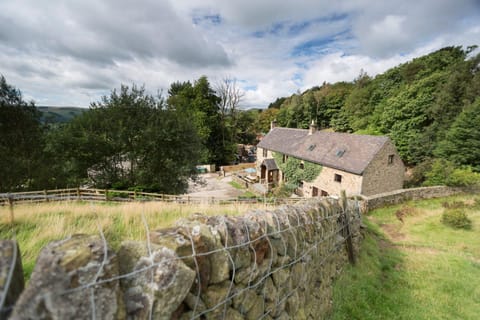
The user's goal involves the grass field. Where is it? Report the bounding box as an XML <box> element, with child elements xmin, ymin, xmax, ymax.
<box><xmin>0</xmin><ymin>201</ymin><xmax>270</xmax><ymax>279</ymax></box>
<box><xmin>3</xmin><ymin>194</ymin><xmax>479</xmax><ymax>317</ymax></box>
<box><xmin>330</xmin><ymin>195</ymin><xmax>480</xmax><ymax>320</ymax></box>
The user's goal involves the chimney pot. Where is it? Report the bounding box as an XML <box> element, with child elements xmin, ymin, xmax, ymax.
<box><xmin>309</xmin><ymin>120</ymin><xmax>317</xmax><ymax>135</ymax></box>
<box><xmin>270</xmin><ymin>120</ymin><xmax>277</xmax><ymax>131</ymax></box>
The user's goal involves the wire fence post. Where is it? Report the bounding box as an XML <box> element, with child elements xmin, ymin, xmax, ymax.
<box><xmin>7</xmin><ymin>195</ymin><xmax>14</xmax><ymax>224</ymax></box>
<box><xmin>340</xmin><ymin>190</ymin><xmax>355</xmax><ymax>265</ymax></box>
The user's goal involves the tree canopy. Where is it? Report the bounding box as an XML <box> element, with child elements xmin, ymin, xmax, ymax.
<box><xmin>0</xmin><ymin>75</ymin><xmax>245</xmax><ymax>193</ymax></box>
<box><xmin>167</xmin><ymin>76</ymin><xmax>238</xmax><ymax>166</ymax></box>
<box><xmin>0</xmin><ymin>75</ymin><xmax>45</xmax><ymax>191</ymax></box>
<box><xmin>49</xmin><ymin>84</ymin><xmax>201</xmax><ymax>193</ymax></box>
<box><xmin>435</xmin><ymin>98</ymin><xmax>480</xmax><ymax>171</ymax></box>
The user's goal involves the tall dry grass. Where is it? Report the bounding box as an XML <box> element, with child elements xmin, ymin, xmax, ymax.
<box><xmin>0</xmin><ymin>200</ymin><xmax>272</xmax><ymax>278</ymax></box>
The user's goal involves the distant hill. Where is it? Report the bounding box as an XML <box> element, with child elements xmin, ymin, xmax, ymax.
<box><xmin>37</xmin><ymin>106</ymin><xmax>87</xmax><ymax>123</ymax></box>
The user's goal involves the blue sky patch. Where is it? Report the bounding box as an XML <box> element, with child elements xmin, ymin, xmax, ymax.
<box><xmin>288</xmin><ymin>13</ymin><xmax>348</xmax><ymax>36</ymax></box>
<box><xmin>291</xmin><ymin>29</ymin><xmax>353</xmax><ymax>57</ymax></box>
<box><xmin>244</xmin><ymin>84</ymin><xmax>258</xmax><ymax>91</ymax></box>
<box><xmin>192</xmin><ymin>14</ymin><xmax>222</xmax><ymax>26</ymax></box>
<box><xmin>252</xmin><ymin>22</ymin><xmax>285</xmax><ymax>38</ymax></box>
<box><xmin>291</xmin><ymin>37</ymin><xmax>335</xmax><ymax>57</ymax></box>
<box><xmin>292</xmin><ymin>73</ymin><xmax>303</xmax><ymax>86</ymax></box>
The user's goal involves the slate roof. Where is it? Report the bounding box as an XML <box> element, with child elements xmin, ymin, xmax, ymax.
<box><xmin>262</xmin><ymin>158</ymin><xmax>279</xmax><ymax>171</ymax></box>
<box><xmin>258</xmin><ymin>127</ymin><xmax>390</xmax><ymax>175</ymax></box>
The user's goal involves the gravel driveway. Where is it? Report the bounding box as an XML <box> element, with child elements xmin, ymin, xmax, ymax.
<box><xmin>185</xmin><ymin>173</ymin><xmax>244</xmax><ymax>198</ymax></box>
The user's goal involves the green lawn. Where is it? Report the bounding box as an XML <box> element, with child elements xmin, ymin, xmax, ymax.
<box><xmin>229</xmin><ymin>180</ymin><xmax>257</xmax><ymax>198</ymax></box>
<box><xmin>330</xmin><ymin>195</ymin><xmax>480</xmax><ymax>320</ymax></box>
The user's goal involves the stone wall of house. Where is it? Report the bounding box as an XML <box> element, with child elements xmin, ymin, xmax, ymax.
<box><xmin>361</xmin><ymin>186</ymin><xmax>463</xmax><ymax>211</ymax></box>
<box><xmin>303</xmin><ymin>167</ymin><xmax>363</xmax><ymax>197</ymax></box>
<box><xmin>0</xmin><ymin>198</ymin><xmax>362</xmax><ymax>320</ymax></box>
<box><xmin>361</xmin><ymin>140</ymin><xmax>405</xmax><ymax>196</ymax></box>
<box><xmin>255</xmin><ymin>147</ymin><xmax>274</xmax><ymax>173</ymax></box>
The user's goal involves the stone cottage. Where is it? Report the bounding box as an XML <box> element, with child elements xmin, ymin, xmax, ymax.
<box><xmin>256</xmin><ymin>122</ymin><xmax>405</xmax><ymax>197</ymax></box>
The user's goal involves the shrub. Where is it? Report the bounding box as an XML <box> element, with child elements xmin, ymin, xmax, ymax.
<box><xmin>423</xmin><ymin>159</ymin><xmax>480</xmax><ymax>187</ymax></box>
<box><xmin>448</xmin><ymin>167</ymin><xmax>480</xmax><ymax>187</ymax></box>
<box><xmin>423</xmin><ymin>159</ymin><xmax>454</xmax><ymax>186</ymax></box>
<box><xmin>395</xmin><ymin>206</ymin><xmax>417</xmax><ymax>222</ymax></box>
<box><xmin>441</xmin><ymin>208</ymin><xmax>472</xmax><ymax>229</ymax></box>
<box><xmin>273</xmin><ymin>183</ymin><xmax>296</xmax><ymax>198</ymax></box>
<box><xmin>474</xmin><ymin>198</ymin><xmax>480</xmax><ymax>209</ymax></box>
<box><xmin>405</xmin><ymin>159</ymin><xmax>434</xmax><ymax>188</ymax></box>
<box><xmin>442</xmin><ymin>201</ymin><xmax>466</xmax><ymax>209</ymax></box>
<box><xmin>106</xmin><ymin>190</ymin><xmax>129</xmax><ymax>200</ymax></box>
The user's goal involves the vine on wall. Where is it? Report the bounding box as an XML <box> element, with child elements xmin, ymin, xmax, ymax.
<box><xmin>273</xmin><ymin>152</ymin><xmax>322</xmax><ymax>187</ymax></box>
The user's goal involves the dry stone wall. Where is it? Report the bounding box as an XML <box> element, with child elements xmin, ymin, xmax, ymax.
<box><xmin>0</xmin><ymin>241</ymin><xmax>24</xmax><ymax>320</ymax></box>
<box><xmin>0</xmin><ymin>198</ymin><xmax>362</xmax><ymax>320</ymax></box>
<box><xmin>361</xmin><ymin>186</ymin><xmax>463</xmax><ymax>211</ymax></box>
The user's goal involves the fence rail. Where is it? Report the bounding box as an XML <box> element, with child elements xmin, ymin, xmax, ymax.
<box><xmin>0</xmin><ymin>188</ymin><xmax>307</xmax><ymax>207</ymax></box>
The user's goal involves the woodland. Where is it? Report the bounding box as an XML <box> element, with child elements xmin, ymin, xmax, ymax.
<box><xmin>1</xmin><ymin>46</ymin><xmax>479</xmax><ymax>193</ymax></box>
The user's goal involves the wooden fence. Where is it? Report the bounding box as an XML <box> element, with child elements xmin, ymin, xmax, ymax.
<box><xmin>0</xmin><ymin>188</ymin><xmax>307</xmax><ymax>207</ymax></box>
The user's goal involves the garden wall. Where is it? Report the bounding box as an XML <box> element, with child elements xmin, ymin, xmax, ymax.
<box><xmin>0</xmin><ymin>197</ymin><xmax>362</xmax><ymax>320</ymax></box>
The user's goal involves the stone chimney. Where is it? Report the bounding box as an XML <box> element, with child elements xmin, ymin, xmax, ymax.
<box><xmin>270</xmin><ymin>119</ymin><xmax>277</xmax><ymax>131</ymax></box>
<box><xmin>309</xmin><ymin>120</ymin><xmax>317</xmax><ymax>135</ymax></box>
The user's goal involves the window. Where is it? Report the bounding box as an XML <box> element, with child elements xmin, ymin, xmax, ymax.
<box><xmin>388</xmin><ymin>154</ymin><xmax>394</xmax><ymax>165</ymax></box>
<box><xmin>263</xmin><ymin>148</ymin><xmax>268</xmax><ymax>158</ymax></box>
<box><xmin>334</xmin><ymin>174</ymin><xmax>342</xmax><ymax>183</ymax></box>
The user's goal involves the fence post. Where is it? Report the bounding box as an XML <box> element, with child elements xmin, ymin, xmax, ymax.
<box><xmin>76</xmin><ymin>187</ymin><xmax>81</xmax><ymax>200</ymax></box>
<box><xmin>7</xmin><ymin>195</ymin><xmax>14</xmax><ymax>224</ymax></box>
<box><xmin>43</xmin><ymin>190</ymin><xmax>49</xmax><ymax>202</ymax></box>
<box><xmin>340</xmin><ymin>190</ymin><xmax>355</xmax><ymax>265</ymax></box>
<box><xmin>105</xmin><ymin>189</ymin><xmax>108</xmax><ymax>201</ymax></box>
<box><xmin>133</xmin><ymin>190</ymin><xmax>137</xmax><ymax>201</ymax></box>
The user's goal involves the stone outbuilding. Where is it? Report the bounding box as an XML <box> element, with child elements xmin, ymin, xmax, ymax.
<box><xmin>256</xmin><ymin>122</ymin><xmax>405</xmax><ymax>197</ymax></box>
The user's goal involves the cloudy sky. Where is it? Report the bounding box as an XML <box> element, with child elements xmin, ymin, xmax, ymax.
<box><xmin>1</xmin><ymin>0</ymin><xmax>479</xmax><ymax>108</ymax></box>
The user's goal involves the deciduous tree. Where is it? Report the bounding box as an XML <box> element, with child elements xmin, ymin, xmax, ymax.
<box><xmin>52</xmin><ymin>84</ymin><xmax>201</xmax><ymax>193</ymax></box>
<box><xmin>0</xmin><ymin>76</ymin><xmax>45</xmax><ymax>191</ymax></box>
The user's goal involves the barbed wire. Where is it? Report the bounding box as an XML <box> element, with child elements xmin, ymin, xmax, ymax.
<box><xmin>1</xmin><ymin>198</ymin><xmax>359</xmax><ymax>319</ymax></box>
